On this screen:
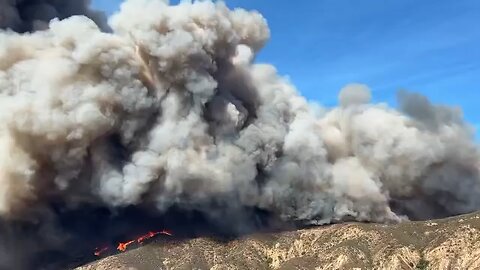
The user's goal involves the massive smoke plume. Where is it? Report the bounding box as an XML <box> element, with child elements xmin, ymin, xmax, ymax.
<box><xmin>0</xmin><ymin>0</ymin><xmax>479</xmax><ymax>268</ymax></box>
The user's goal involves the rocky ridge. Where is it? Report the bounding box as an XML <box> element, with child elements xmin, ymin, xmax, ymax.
<box><xmin>76</xmin><ymin>212</ymin><xmax>480</xmax><ymax>270</ymax></box>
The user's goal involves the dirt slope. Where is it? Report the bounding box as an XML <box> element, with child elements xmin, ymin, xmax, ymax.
<box><xmin>76</xmin><ymin>212</ymin><xmax>480</xmax><ymax>270</ymax></box>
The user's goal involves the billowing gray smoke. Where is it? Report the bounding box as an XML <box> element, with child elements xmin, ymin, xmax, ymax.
<box><xmin>0</xmin><ymin>0</ymin><xmax>108</xmax><ymax>32</ymax></box>
<box><xmin>0</xmin><ymin>0</ymin><xmax>480</xmax><ymax>267</ymax></box>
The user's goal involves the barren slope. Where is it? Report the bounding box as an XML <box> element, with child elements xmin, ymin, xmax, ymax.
<box><xmin>76</xmin><ymin>212</ymin><xmax>480</xmax><ymax>270</ymax></box>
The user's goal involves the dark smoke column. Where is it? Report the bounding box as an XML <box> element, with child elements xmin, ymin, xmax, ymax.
<box><xmin>0</xmin><ymin>0</ymin><xmax>108</xmax><ymax>32</ymax></box>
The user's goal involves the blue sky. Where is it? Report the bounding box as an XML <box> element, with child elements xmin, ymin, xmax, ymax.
<box><xmin>92</xmin><ymin>0</ymin><xmax>480</xmax><ymax>133</ymax></box>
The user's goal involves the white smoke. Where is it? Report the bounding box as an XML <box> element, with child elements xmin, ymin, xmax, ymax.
<box><xmin>0</xmin><ymin>0</ymin><xmax>479</xmax><ymax>228</ymax></box>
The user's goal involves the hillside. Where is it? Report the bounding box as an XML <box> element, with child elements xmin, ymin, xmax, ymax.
<box><xmin>75</xmin><ymin>212</ymin><xmax>480</xmax><ymax>270</ymax></box>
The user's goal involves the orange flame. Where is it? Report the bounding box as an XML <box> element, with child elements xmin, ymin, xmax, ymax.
<box><xmin>94</xmin><ymin>230</ymin><xmax>173</xmax><ymax>254</ymax></box>
<box><xmin>115</xmin><ymin>229</ymin><xmax>173</xmax><ymax>252</ymax></box>
<box><xmin>117</xmin><ymin>240</ymin><xmax>135</xmax><ymax>252</ymax></box>
<box><xmin>137</xmin><ymin>231</ymin><xmax>159</xmax><ymax>244</ymax></box>
<box><xmin>137</xmin><ymin>230</ymin><xmax>174</xmax><ymax>244</ymax></box>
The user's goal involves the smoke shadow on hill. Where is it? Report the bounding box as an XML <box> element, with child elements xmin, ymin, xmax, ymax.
<box><xmin>20</xmin><ymin>203</ymin><xmax>298</xmax><ymax>270</ymax></box>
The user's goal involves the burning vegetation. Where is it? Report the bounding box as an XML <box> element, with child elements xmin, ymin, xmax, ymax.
<box><xmin>96</xmin><ymin>230</ymin><xmax>173</xmax><ymax>255</ymax></box>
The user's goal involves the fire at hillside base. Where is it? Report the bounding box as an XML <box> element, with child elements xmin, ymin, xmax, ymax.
<box><xmin>0</xmin><ymin>0</ymin><xmax>479</xmax><ymax>269</ymax></box>
<box><xmin>93</xmin><ymin>229</ymin><xmax>173</xmax><ymax>256</ymax></box>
